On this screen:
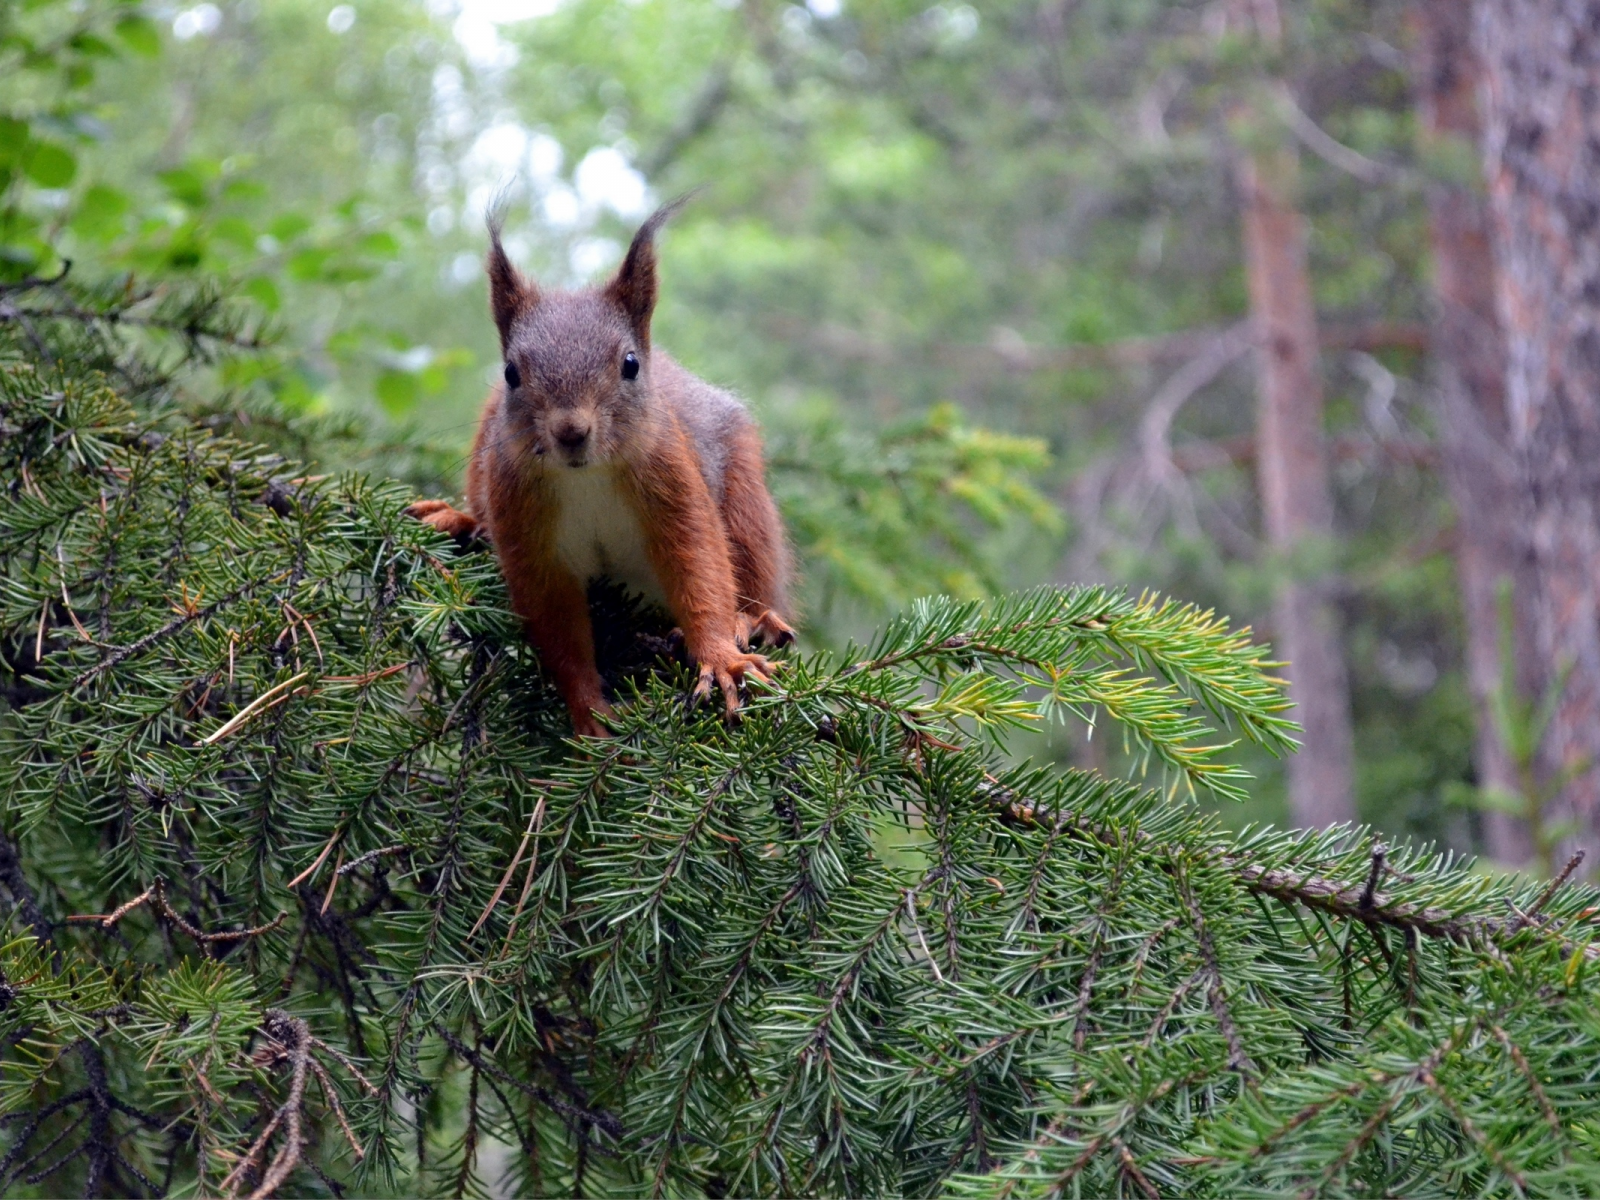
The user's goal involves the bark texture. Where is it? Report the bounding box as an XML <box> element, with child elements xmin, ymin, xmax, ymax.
<box><xmin>1475</xmin><ymin>0</ymin><xmax>1600</xmax><ymax>867</ymax></box>
<box><xmin>1228</xmin><ymin>0</ymin><xmax>1355</xmax><ymax>829</ymax></box>
<box><xmin>1237</xmin><ymin>143</ymin><xmax>1357</xmax><ymax>828</ymax></box>
<box><xmin>1412</xmin><ymin>0</ymin><xmax>1535</xmax><ymax>864</ymax></box>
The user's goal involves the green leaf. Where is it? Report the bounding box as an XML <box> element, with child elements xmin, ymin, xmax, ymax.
<box><xmin>69</xmin><ymin>184</ymin><xmax>130</xmax><ymax>241</ymax></box>
<box><xmin>164</xmin><ymin>229</ymin><xmax>206</xmax><ymax>271</ymax></box>
<box><xmin>211</xmin><ymin>217</ymin><xmax>259</xmax><ymax>250</ymax></box>
<box><xmin>242</xmin><ymin>275</ymin><xmax>281</xmax><ymax>313</ymax></box>
<box><xmin>0</xmin><ymin>117</ymin><xmax>28</xmax><ymax>161</ymax></box>
<box><xmin>23</xmin><ymin>141</ymin><xmax>76</xmax><ymax>188</ymax></box>
<box><xmin>268</xmin><ymin>213</ymin><xmax>312</xmax><ymax>241</ymax></box>
<box><xmin>221</xmin><ymin>177</ymin><xmax>268</xmax><ymax>202</ymax></box>
<box><xmin>159</xmin><ymin>166</ymin><xmax>209</xmax><ymax>208</ymax></box>
<box><xmin>115</xmin><ymin>14</ymin><xmax>163</xmax><ymax>57</ymax></box>
<box><xmin>0</xmin><ymin>240</ymin><xmax>43</xmax><ymax>279</ymax></box>
<box><xmin>67</xmin><ymin>31</ymin><xmax>118</xmax><ymax>58</ymax></box>
<box><xmin>286</xmin><ymin>248</ymin><xmax>331</xmax><ymax>281</ymax></box>
<box><xmin>375</xmin><ymin>369</ymin><xmax>419</xmax><ymax>414</ymax></box>
<box><xmin>358</xmin><ymin>230</ymin><xmax>401</xmax><ymax>259</ymax></box>
<box><xmin>275</xmin><ymin>374</ymin><xmax>320</xmax><ymax>414</ymax></box>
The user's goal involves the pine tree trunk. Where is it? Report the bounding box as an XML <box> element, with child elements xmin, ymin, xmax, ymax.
<box><xmin>1238</xmin><ymin>150</ymin><xmax>1356</xmax><ymax>828</ymax></box>
<box><xmin>1475</xmin><ymin>0</ymin><xmax>1600</xmax><ymax>869</ymax></box>
<box><xmin>1411</xmin><ymin>0</ymin><xmax>1535</xmax><ymax>864</ymax></box>
<box><xmin>1230</xmin><ymin>0</ymin><xmax>1357</xmax><ymax>827</ymax></box>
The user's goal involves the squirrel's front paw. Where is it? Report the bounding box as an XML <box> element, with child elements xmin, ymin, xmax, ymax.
<box><xmin>736</xmin><ymin>609</ymin><xmax>796</xmax><ymax>650</ymax></box>
<box><xmin>691</xmin><ymin>649</ymin><xmax>781</xmax><ymax>719</ymax></box>
<box><xmin>405</xmin><ymin>499</ymin><xmax>480</xmax><ymax>541</ymax></box>
<box><xmin>571</xmin><ymin>708</ymin><xmax>612</xmax><ymax>739</ymax></box>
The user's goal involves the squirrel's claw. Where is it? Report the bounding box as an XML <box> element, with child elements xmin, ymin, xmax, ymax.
<box><xmin>737</xmin><ymin>609</ymin><xmax>797</xmax><ymax>650</ymax></box>
<box><xmin>691</xmin><ymin>650</ymin><xmax>778</xmax><ymax>720</ymax></box>
<box><xmin>570</xmin><ymin>699</ymin><xmax>615</xmax><ymax>739</ymax></box>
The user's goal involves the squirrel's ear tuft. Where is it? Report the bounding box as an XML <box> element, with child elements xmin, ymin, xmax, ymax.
<box><xmin>486</xmin><ymin>214</ymin><xmax>537</xmax><ymax>348</ymax></box>
<box><xmin>606</xmin><ymin>194</ymin><xmax>692</xmax><ymax>344</ymax></box>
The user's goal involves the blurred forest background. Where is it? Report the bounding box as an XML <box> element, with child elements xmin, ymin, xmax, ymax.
<box><xmin>3</xmin><ymin>0</ymin><xmax>1586</xmax><ymax>865</ymax></box>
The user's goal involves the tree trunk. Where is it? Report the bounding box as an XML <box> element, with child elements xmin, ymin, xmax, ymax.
<box><xmin>1410</xmin><ymin>0</ymin><xmax>1535</xmax><ymax>865</ymax></box>
<box><xmin>1237</xmin><ymin>149</ymin><xmax>1357</xmax><ymax>828</ymax></box>
<box><xmin>1475</xmin><ymin>0</ymin><xmax>1600</xmax><ymax>870</ymax></box>
<box><xmin>1229</xmin><ymin>0</ymin><xmax>1357</xmax><ymax>828</ymax></box>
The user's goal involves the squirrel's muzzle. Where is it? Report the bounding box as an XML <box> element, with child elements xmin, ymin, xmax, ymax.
<box><xmin>551</xmin><ymin>419</ymin><xmax>593</xmax><ymax>465</ymax></box>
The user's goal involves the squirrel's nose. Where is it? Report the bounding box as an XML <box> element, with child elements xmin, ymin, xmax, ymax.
<box><xmin>555</xmin><ymin>425</ymin><xmax>590</xmax><ymax>452</ymax></box>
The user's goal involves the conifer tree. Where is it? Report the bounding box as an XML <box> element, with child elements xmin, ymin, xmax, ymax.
<box><xmin>3</xmin><ymin>278</ymin><xmax>1599</xmax><ymax>1199</ymax></box>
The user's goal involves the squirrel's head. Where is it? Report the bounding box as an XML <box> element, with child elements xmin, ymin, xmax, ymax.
<box><xmin>486</xmin><ymin>199</ymin><xmax>685</xmax><ymax>470</ymax></box>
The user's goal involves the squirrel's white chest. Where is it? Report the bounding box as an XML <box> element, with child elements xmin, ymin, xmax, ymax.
<box><xmin>547</xmin><ymin>466</ymin><xmax>666</xmax><ymax>605</ymax></box>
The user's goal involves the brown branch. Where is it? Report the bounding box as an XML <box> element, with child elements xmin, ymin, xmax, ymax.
<box><xmin>1071</xmin><ymin>857</ymin><xmax>1130</xmax><ymax>1050</ymax></box>
<box><xmin>70</xmin><ymin>580</ymin><xmax>263</xmax><ymax>689</ymax></box>
<box><xmin>805</xmin><ymin>893</ymin><xmax>916</xmax><ymax>1063</ymax></box>
<box><xmin>1525</xmin><ymin>849</ymin><xmax>1585</xmax><ymax>921</ymax></box>
<box><xmin>0</xmin><ymin>301</ymin><xmax>267</xmax><ymax>349</ymax></box>
<box><xmin>225</xmin><ymin>1011</ymin><xmax>313</xmax><ymax>1200</ymax></box>
<box><xmin>1247</xmin><ymin>1078</ymin><xmax>1368</xmax><ymax>1160</ymax></box>
<box><xmin>0</xmin><ymin>259</ymin><xmax>73</xmax><ymax>295</ymax></box>
<box><xmin>1297</xmin><ymin>1029</ymin><xmax>1467</xmax><ymax>1199</ymax></box>
<box><xmin>1038</xmin><ymin>1078</ymin><xmax>1182</xmax><ymax>1195</ymax></box>
<box><xmin>0</xmin><ymin>833</ymin><xmax>54</xmax><ymax>949</ymax></box>
<box><xmin>1491</xmin><ymin>1024</ymin><xmax>1564</xmax><ymax>1146</ymax></box>
<box><xmin>773</xmin><ymin>317</ymin><xmax>1426</xmax><ymax>376</ymax></box>
<box><xmin>336</xmin><ymin>845</ymin><xmax>409</xmax><ymax>878</ymax></box>
<box><xmin>1142</xmin><ymin>969</ymin><xmax>1207</xmax><ymax>1049</ymax></box>
<box><xmin>1419</xmin><ymin>1069</ymin><xmax>1528</xmax><ymax>1193</ymax></box>
<box><xmin>433</xmin><ymin>1024</ymin><xmax>622</xmax><ymax>1141</ymax></box>
<box><xmin>1072</xmin><ymin>939</ymin><xmax>1104</xmax><ymax>1052</ymax></box>
<box><xmin>1115</xmin><ymin>914</ymin><xmax>1175</xmax><ymax>989</ymax></box>
<box><xmin>1140</xmin><ymin>323</ymin><xmax>1255</xmax><ymax>489</ymax></box>
<box><xmin>305</xmin><ymin>1057</ymin><xmax>364</xmax><ymax>1163</ymax></box>
<box><xmin>1359</xmin><ymin>842</ymin><xmax>1386</xmax><ymax>910</ymax></box>
<box><xmin>1228</xmin><ymin>859</ymin><xmax>1600</xmax><ymax>957</ymax></box>
<box><xmin>1168</xmin><ymin>432</ymin><xmax>1437</xmax><ymax>474</ymax></box>
<box><xmin>982</xmin><ymin>778</ymin><xmax>1600</xmax><ymax>959</ymax></box>
<box><xmin>308</xmin><ymin>1037</ymin><xmax>377</xmax><ymax>1096</ymax></box>
<box><xmin>249</xmin><ymin>1017</ymin><xmax>312</xmax><ymax>1200</ymax></box>
<box><xmin>1169</xmin><ymin>857</ymin><xmax>1256</xmax><ymax>1079</ymax></box>
<box><xmin>1114</xmin><ymin>1136</ymin><xmax>1161</xmax><ymax>1199</ymax></box>
<box><xmin>1299</xmin><ymin>1088</ymin><xmax>1405</xmax><ymax>1199</ymax></box>
<box><xmin>1281</xmin><ymin>94</ymin><xmax>1415</xmax><ymax>187</ymax></box>
<box><xmin>69</xmin><ymin>880</ymin><xmax>285</xmax><ymax>950</ymax></box>
<box><xmin>639</xmin><ymin>63</ymin><xmax>732</xmax><ymax>177</ymax></box>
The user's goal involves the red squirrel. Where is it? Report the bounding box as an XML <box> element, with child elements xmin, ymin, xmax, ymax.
<box><xmin>407</xmin><ymin>202</ymin><xmax>795</xmax><ymax>736</ymax></box>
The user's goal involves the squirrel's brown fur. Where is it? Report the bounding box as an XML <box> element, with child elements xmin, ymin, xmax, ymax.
<box><xmin>407</xmin><ymin>202</ymin><xmax>795</xmax><ymax>736</ymax></box>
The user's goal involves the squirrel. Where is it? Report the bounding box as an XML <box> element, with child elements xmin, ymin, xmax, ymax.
<box><xmin>407</xmin><ymin>200</ymin><xmax>796</xmax><ymax>737</ymax></box>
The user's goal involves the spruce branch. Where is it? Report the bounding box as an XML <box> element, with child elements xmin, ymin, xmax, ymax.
<box><xmin>67</xmin><ymin>879</ymin><xmax>286</xmax><ymax>951</ymax></box>
<box><xmin>5</xmin><ymin>353</ymin><xmax>1600</xmax><ymax>1197</ymax></box>
<box><xmin>1170</xmin><ymin>856</ymin><xmax>1256</xmax><ymax>1079</ymax></box>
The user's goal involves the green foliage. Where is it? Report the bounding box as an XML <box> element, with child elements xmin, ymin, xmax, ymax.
<box><xmin>2</xmin><ymin>0</ymin><xmax>481</xmax><ymax>471</ymax></box>
<box><xmin>2</xmin><ymin>300</ymin><xmax>1598</xmax><ymax>1199</ymax></box>
<box><xmin>769</xmin><ymin>399</ymin><xmax>1062</xmax><ymax>617</ymax></box>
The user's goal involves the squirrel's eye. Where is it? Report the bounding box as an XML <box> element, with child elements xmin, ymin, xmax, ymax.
<box><xmin>504</xmin><ymin>362</ymin><xmax>521</xmax><ymax>390</ymax></box>
<box><xmin>621</xmin><ymin>352</ymin><xmax>640</xmax><ymax>381</ymax></box>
